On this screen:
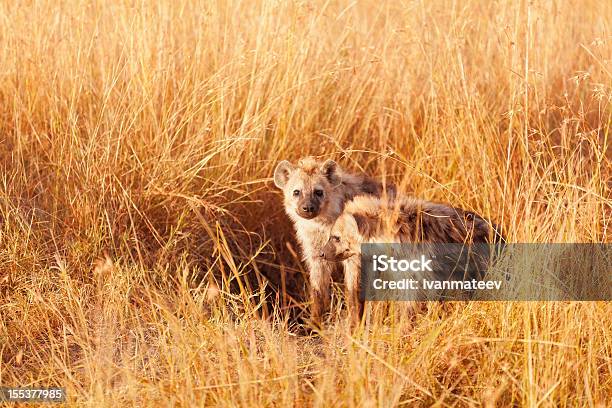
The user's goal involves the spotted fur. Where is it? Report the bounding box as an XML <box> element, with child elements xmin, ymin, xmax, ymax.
<box><xmin>321</xmin><ymin>195</ymin><xmax>505</xmax><ymax>327</ymax></box>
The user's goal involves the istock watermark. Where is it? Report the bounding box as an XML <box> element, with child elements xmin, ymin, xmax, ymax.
<box><xmin>360</xmin><ymin>243</ymin><xmax>611</xmax><ymax>301</ymax></box>
<box><xmin>372</xmin><ymin>254</ymin><xmax>433</xmax><ymax>272</ymax></box>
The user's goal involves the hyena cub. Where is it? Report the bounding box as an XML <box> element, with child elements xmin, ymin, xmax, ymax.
<box><xmin>274</xmin><ymin>157</ymin><xmax>394</xmax><ymax>327</ymax></box>
<box><xmin>320</xmin><ymin>195</ymin><xmax>504</xmax><ymax>327</ymax></box>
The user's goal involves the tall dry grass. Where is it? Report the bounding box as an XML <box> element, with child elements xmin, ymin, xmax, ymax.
<box><xmin>0</xmin><ymin>0</ymin><xmax>610</xmax><ymax>406</ymax></box>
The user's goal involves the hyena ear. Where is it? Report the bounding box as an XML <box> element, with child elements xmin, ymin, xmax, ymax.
<box><xmin>321</xmin><ymin>159</ymin><xmax>340</xmax><ymax>185</ymax></box>
<box><xmin>273</xmin><ymin>160</ymin><xmax>295</xmax><ymax>189</ymax></box>
<box><xmin>352</xmin><ymin>214</ymin><xmax>371</xmax><ymax>237</ymax></box>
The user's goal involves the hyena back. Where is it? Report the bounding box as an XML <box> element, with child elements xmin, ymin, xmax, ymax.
<box><xmin>273</xmin><ymin>157</ymin><xmax>393</xmax><ymax>327</ymax></box>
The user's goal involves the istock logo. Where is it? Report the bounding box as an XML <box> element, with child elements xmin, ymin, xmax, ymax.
<box><xmin>372</xmin><ymin>254</ymin><xmax>433</xmax><ymax>272</ymax></box>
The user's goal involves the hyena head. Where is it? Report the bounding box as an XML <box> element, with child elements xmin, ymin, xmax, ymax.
<box><xmin>320</xmin><ymin>212</ymin><xmax>361</xmax><ymax>262</ymax></box>
<box><xmin>274</xmin><ymin>157</ymin><xmax>343</xmax><ymax>221</ymax></box>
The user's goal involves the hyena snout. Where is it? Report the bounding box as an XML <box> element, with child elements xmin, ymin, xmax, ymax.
<box><xmin>296</xmin><ymin>198</ymin><xmax>320</xmax><ymax>219</ymax></box>
<box><xmin>301</xmin><ymin>203</ymin><xmax>316</xmax><ymax>213</ymax></box>
<box><xmin>320</xmin><ymin>240</ymin><xmax>341</xmax><ymax>262</ymax></box>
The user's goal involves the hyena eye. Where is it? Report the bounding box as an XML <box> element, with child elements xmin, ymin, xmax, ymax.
<box><xmin>314</xmin><ymin>189</ymin><xmax>324</xmax><ymax>198</ymax></box>
<box><xmin>292</xmin><ymin>189</ymin><xmax>300</xmax><ymax>196</ymax></box>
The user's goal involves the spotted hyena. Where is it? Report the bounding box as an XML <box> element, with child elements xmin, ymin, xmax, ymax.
<box><xmin>321</xmin><ymin>195</ymin><xmax>505</xmax><ymax>327</ymax></box>
<box><xmin>273</xmin><ymin>157</ymin><xmax>394</xmax><ymax>327</ymax></box>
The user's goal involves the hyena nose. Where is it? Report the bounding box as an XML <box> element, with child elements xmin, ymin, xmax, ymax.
<box><xmin>302</xmin><ymin>205</ymin><xmax>315</xmax><ymax>213</ymax></box>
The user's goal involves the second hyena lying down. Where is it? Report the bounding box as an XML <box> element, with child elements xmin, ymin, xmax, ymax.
<box><xmin>320</xmin><ymin>195</ymin><xmax>505</xmax><ymax>327</ymax></box>
<box><xmin>273</xmin><ymin>157</ymin><xmax>394</xmax><ymax>327</ymax></box>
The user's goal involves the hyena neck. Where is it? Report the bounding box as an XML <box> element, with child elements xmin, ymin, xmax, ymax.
<box><xmin>291</xmin><ymin>216</ymin><xmax>333</xmax><ymax>259</ymax></box>
<box><xmin>292</xmin><ymin>216</ymin><xmax>332</xmax><ymax>238</ymax></box>
<box><xmin>345</xmin><ymin>255</ymin><xmax>361</xmax><ymax>270</ymax></box>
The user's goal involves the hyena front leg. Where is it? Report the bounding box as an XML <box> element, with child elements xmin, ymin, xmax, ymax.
<box><xmin>344</xmin><ymin>258</ymin><xmax>364</xmax><ymax>329</ymax></box>
<box><xmin>306</xmin><ymin>257</ymin><xmax>333</xmax><ymax>328</ymax></box>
